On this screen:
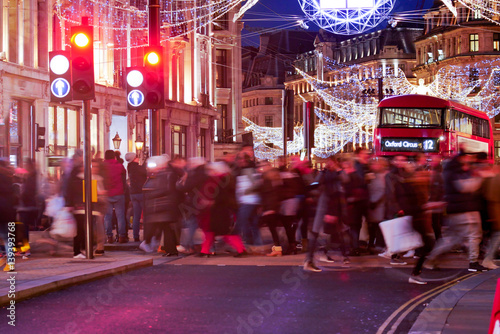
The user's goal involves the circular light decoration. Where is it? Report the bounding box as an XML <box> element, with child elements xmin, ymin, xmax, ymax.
<box><xmin>298</xmin><ymin>0</ymin><xmax>396</xmax><ymax>35</ymax></box>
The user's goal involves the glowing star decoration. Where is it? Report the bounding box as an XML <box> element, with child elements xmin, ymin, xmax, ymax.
<box><xmin>298</xmin><ymin>0</ymin><xmax>396</xmax><ymax>35</ymax></box>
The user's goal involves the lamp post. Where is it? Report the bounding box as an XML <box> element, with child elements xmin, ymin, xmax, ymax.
<box><xmin>112</xmin><ymin>132</ymin><xmax>122</xmax><ymax>150</ymax></box>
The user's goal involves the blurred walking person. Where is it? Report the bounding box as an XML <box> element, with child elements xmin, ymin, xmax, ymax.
<box><xmin>140</xmin><ymin>155</ymin><xmax>185</xmax><ymax>256</ymax></box>
<box><xmin>0</xmin><ymin>160</ymin><xmax>17</xmax><ymax>271</ymax></box>
<box><xmin>177</xmin><ymin>157</ymin><xmax>209</xmax><ymax>254</ymax></box>
<box><xmin>126</xmin><ymin>152</ymin><xmax>147</xmax><ymax>242</ymax></box>
<box><xmin>197</xmin><ymin>162</ymin><xmax>246</xmax><ymax>257</ymax></box>
<box><xmin>103</xmin><ymin>150</ymin><xmax>127</xmax><ymax>244</ymax></box>
<box><xmin>257</xmin><ymin>161</ymin><xmax>284</xmax><ymax>256</ymax></box>
<box><xmin>366</xmin><ymin>157</ymin><xmax>388</xmax><ymax>253</ymax></box>
<box><xmin>425</xmin><ymin>152</ymin><xmax>489</xmax><ymax>272</ymax></box>
<box><xmin>235</xmin><ymin>154</ymin><xmax>263</xmax><ymax>249</ymax></box>
<box><xmin>304</xmin><ymin>156</ymin><xmax>349</xmax><ymax>272</ymax></box>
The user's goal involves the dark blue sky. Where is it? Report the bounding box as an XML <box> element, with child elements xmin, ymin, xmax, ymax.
<box><xmin>241</xmin><ymin>0</ymin><xmax>436</xmax><ymax>46</ymax></box>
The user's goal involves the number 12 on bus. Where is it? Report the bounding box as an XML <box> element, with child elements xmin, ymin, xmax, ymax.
<box><xmin>373</xmin><ymin>95</ymin><xmax>493</xmax><ymax>160</ymax></box>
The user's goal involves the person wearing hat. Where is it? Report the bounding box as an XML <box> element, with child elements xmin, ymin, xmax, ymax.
<box><xmin>126</xmin><ymin>152</ymin><xmax>146</xmax><ymax>242</ymax></box>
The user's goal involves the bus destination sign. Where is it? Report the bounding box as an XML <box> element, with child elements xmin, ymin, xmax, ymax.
<box><xmin>381</xmin><ymin>137</ymin><xmax>439</xmax><ymax>153</ymax></box>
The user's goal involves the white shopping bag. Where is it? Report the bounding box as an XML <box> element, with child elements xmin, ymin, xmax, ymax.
<box><xmin>45</xmin><ymin>196</ymin><xmax>65</xmax><ymax>218</ymax></box>
<box><xmin>50</xmin><ymin>209</ymin><xmax>77</xmax><ymax>239</ymax></box>
<box><xmin>379</xmin><ymin>216</ymin><xmax>423</xmax><ymax>254</ymax></box>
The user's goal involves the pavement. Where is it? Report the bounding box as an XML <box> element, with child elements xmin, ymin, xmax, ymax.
<box><xmin>0</xmin><ymin>229</ymin><xmax>499</xmax><ymax>333</ymax></box>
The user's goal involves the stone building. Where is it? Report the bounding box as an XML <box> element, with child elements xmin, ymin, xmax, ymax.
<box><xmin>242</xmin><ymin>30</ymin><xmax>316</xmax><ymax>129</ymax></box>
<box><xmin>0</xmin><ymin>0</ymin><xmax>243</xmax><ymax>179</ymax></box>
<box><xmin>412</xmin><ymin>0</ymin><xmax>500</xmax><ymax>157</ymax></box>
<box><xmin>284</xmin><ymin>25</ymin><xmax>422</xmax><ymax>153</ymax></box>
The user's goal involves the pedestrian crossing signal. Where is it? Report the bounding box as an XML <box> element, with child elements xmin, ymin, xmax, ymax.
<box><xmin>126</xmin><ymin>66</ymin><xmax>146</xmax><ymax>110</ymax></box>
<box><xmin>49</xmin><ymin>50</ymin><xmax>72</xmax><ymax>102</ymax></box>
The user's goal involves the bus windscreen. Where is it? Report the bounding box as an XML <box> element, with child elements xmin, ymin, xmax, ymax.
<box><xmin>380</xmin><ymin>108</ymin><xmax>442</xmax><ymax>128</ymax></box>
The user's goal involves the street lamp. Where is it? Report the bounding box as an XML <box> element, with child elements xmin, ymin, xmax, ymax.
<box><xmin>135</xmin><ymin>136</ymin><xmax>144</xmax><ymax>152</ymax></box>
<box><xmin>112</xmin><ymin>132</ymin><xmax>122</xmax><ymax>150</ymax></box>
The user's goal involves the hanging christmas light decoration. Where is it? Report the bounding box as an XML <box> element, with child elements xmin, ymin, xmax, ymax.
<box><xmin>456</xmin><ymin>0</ymin><xmax>500</xmax><ymax>25</ymax></box>
<box><xmin>297</xmin><ymin>0</ymin><xmax>396</xmax><ymax>35</ymax></box>
<box><xmin>245</xmin><ymin>57</ymin><xmax>500</xmax><ymax>160</ymax></box>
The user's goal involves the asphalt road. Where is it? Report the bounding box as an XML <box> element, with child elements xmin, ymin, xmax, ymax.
<box><xmin>0</xmin><ymin>262</ymin><xmax>470</xmax><ymax>334</ymax></box>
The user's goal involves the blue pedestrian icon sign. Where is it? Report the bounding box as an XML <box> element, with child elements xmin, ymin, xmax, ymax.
<box><xmin>51</xmin><ymin>78</ymin><xmax>70</xmax><ymax>98</ymax></box>
<box><xmin>128</xmin><ymin>90</ymin><xmax>145</xmax><ymax>108</ymax></box>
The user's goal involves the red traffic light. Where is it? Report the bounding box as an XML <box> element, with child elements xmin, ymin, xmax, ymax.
<box><xmin>70</xmin><ymin>24</ymin><xmax>95</xmax><ymax>100</ymax></box>
<box><xmin>142</xmin><ymin>46</ymin><xmax>164</xmax><ymax>109</ymax></box>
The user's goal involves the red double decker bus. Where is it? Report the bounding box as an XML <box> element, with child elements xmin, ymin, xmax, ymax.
<box><xmin>373</xmin><ymin>95</ymin><xmax>493</xmax><ymax>159</ymax></box>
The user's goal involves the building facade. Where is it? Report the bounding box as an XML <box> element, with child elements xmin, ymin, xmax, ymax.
<box><xmin>0</xmin><ymin>0</ymin><xmax>242</xmax><ymax>180</ymax></box>
<box><xmin>242</xmin><ymin>30</ymin><xmax>316</xmax><ymax>131</ymax></box>
<box><xmin>284</xmin><ymin>26</ymin><xmax>422</xmax><ymax>153</ymax></box>
<box><xmin>413</xmin><ymin>0</ymin><xmax>500</xmax><ymax>157</ymax></box>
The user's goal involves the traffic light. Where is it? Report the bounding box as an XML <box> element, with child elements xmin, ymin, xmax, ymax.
<box><xmin>143</xmin><ymin>46</ymin><xmax>164</xmax><ymax>109</ymax></box>
<box><xmin>49</xmin><ymin>50</ymin><xmax>72</xmax><ymax>102</ymax></box>
<box><xmin>35</xmin><ymin>123</ymin><xmax>45</xmax><ymax>152</ymax></box>
<box><xmin>70</xmin><ymin>24</ymin><xmax>94</xmax><ymax>100</ymax></box>
<box><xmin>126</xmin><ymin>66</ymin><xmax>146</xmax><ymax>110</ymax></box>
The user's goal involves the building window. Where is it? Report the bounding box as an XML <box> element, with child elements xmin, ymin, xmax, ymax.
<box><xmin>473</xmin><ymin>8</ymin><xmax>482</xmax><ymax>20</ymax></box>
<box><xmin>217</xmin><ymin>104</ymin><xmax>232</xmax><ymax>143</ymax></box>
<box><xmin>495</xmin><ymin>141</ymin><xmax>500</xmax><ymax>159</ymax></box>
<box><xmin>265</xmin><ymin>97</ymin><xmax>273</xmax><ymax>105</ymax></box>
<box><xmin>215</xmin><ymin>49</ymin><xmax>229</xmax><ymax>88</ymax></box>
<box><xmin>494</xmin><ymin>33</ymin><xmax>500</xmax><ymax>51</ymax></box>
<box><xmin>469</xmin><ymin>68</ymin><xmax>480</xmax><ymax>93</ymax></box>
<box><xmin>214</xmin><ymin>12</ymin><xmax>229</xmax><ymax>30</ymax></box>
<box><xmin>198</xmin><ymin>129</ymin><xmax>206</xmax><ymax>158</ymax></box>
<box><xmin>171</xmin><ymin>124</ymin><xmax>187</xmax><ymax>158</ymax></box>
<box><xmin>469</xmin><ymin>34</ymin><xmax>479</xmax><ymax>52</ymax></box>
<box><xmin>265</xmin><ymin>116</ymin><xmax>273</xmax><ymax>127</ymax></box>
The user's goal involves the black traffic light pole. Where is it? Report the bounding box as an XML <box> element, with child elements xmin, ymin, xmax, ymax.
<box><xmin>83</xmin><ymin>99</ymin><xmax>93</xmax><ymax>259</ymax></box>
<box><xmin>79</xmin><ymin>17</ymin><xmax>94</xmax><ymax>260</ymax></box>
<box><xmin>149</xmin><ymin>0</ymin><xmax>161</xmax><ymax>156</ymax></box>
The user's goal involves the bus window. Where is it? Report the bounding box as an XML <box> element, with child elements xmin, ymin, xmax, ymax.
<box><xmin>380</xmin><ymin>107</ymin><xmax>442</xmax><ymax>127</ymax></box>
<box><xmin>445</xmin><ymin>109</ymin><xmax>452</xmax><ymax>130</ymax></box>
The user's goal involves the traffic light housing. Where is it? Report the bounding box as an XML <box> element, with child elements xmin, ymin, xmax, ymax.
<box><xmin>143</xmin><ymin>46</ymin><xmax>164</xmax><ymax>109</ymax></box>
<box><xmin>49</xmin><ymin>50</ymin><xmax>72</xmax><ymax>102</ymax></box>
<box><xmin>126</xmin><ymin>66</ymin><xmax>147</xmax><ymax>110</ymax></box>
<box><xmin>70</xmin><ymin>24</ymin><xmax>94</xmax><ymax>100</ymax></box>
<box><xmin>35</xmin><ymin>123</ymin><xmax>45</xmax><ymax>152</ymax></box>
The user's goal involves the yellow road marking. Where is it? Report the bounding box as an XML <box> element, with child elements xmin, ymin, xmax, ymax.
<box><xmin>376</xmin><ymin>273</ymin><xmax>476</xmax><ymax>334</ymax></box>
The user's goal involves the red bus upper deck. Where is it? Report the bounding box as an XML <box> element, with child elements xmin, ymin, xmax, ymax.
<box><xmin>374</xmin><ymin>94</ymin><xmax>493</xmax><ymax>159</ymax></box>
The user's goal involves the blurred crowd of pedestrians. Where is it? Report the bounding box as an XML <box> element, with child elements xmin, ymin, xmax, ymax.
<box><xmin>1</xmin><ymin>145</ymin><xmax>500</xmax><ymax>283</ymax></box>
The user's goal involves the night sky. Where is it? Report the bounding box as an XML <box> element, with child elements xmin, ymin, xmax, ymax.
<box><xmin>242</xmin><ymin>0</ymin><xmax>437</xmax><ymax>46</ymax></box>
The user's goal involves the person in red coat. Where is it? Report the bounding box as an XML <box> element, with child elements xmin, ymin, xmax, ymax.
<box><xmin>103</xmin><ymin>150</ymin><xmax>127</xmax><ymax>243</ymax></box>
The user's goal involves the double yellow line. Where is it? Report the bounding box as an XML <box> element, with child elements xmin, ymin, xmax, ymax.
<box><xmin>376</xmin><ymin>272</ymin><xmax>477</xmax><ymax>334</ymax></box>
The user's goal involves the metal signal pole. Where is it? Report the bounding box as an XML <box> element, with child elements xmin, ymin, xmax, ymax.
<box><xmin>83</xmin><ymin>99</ymin><xmax>94</xmax><ymax>259</ymax></box>
<box><xmin>149</xmin><ymin>0</ymin><xmax>161</xmax><ymax>156</ymax></box>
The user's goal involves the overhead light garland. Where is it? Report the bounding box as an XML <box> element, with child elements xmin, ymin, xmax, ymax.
<box><xmin>246</xmin><ymin>58</ymin><xmax>500</xmax><ymax>160</ymax></box>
